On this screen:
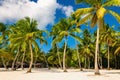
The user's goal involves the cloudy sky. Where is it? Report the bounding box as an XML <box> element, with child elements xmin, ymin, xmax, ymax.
<box><xmin>0</xmin><ymin>0</ymin><xmax>120</xmax><ymax>52</ymax></box>
<box><xmin>0</xmin><ymin>0</ymin><xmax>74</xmax><ymax>29</ymax></box>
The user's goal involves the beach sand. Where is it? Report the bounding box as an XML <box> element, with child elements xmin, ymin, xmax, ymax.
<box><xmin>0</xmin><ymin>68</ymin><xmax>120</xmax><ymax>80</ymax></box>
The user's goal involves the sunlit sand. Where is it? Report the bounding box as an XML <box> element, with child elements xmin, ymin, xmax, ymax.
<box><xmin>0</xmin><ymin>68</ymin><xmax>120</xmax><ymax>80</ymax></box>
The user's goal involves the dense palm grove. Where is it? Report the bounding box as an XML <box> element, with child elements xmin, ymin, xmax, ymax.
<box><xmin>0</xmin><ymin>0</ymin><xmax>120</xmax><ymax>74</ymax></box>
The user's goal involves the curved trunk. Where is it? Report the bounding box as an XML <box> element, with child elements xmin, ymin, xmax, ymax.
<box><xmin>57</xmin><ymin>47</ymin><xmax>62</xmax><ymax>69</ymax></box>
<box><xmin>1</xmin><ymin>56</ymin><xmax>8</xmax><ymax>70</ymax></box>
<box><xmin>107</xmin><ymin>45</ymin><xmax>110</xmax><ymax>70</ymax></box>
<box><xmin>94</xmin><ymin>20</ymin><xmax>100</xmax><ymax>75</ymax></box>
<box><xmin>63</xmin><ymin>38</ymin><xmax>67</xmax><ymax>72</ymax></box>
<box><xmin>21</xmin><ymin>50</ymin><xmax>26</xmax><ymax>70</ymax></box>
<box><xmin>27</xmin><ymin>41</ymin><xmax>33</xmax><ymax>73</ymax></box>
<box><xmin>11</xmin><ymin>48</ymin><xmax>19</xmax><ymax>70</ymax></box>
<box><xmin>76</xmin><ymin>45</ymin><xmax>82</xmax><ymax>71</ymax></box>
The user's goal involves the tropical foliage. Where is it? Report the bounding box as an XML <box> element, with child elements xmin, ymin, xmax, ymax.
<box><xmin>0</xmin><ymin>0</ymin><xmax>120</xmax><ymax>75</ymax></box>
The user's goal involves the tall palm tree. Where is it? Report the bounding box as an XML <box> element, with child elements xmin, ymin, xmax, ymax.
<box><xmin>80</xmin><ymin>29</ymin><xmax>94</xmax><ymax>69</ymax></box>
<box><xmin>100</xmin><ymin>24</ymin><xmax>115</xmax><ymax>69</ymax></box>
<box><xmin>74</xmin><ymin>0</ymin><xmax>120</xmax><ymax>75</ymax></box>
<box><xmin>9</xmin><ymin>17</ymin><xmax>47</xmax><ymax>73</ymax></box>
<box><xmin>52</xmin><ymin>18</ymin><xmax>81</xmax><ymax>72</ymax></box>
<box><xmin>50</xmin><ymin>25</ymin><xmax>63</xmax><ymax>69</ymax></box>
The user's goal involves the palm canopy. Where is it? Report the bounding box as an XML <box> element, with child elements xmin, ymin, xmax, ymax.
<box><xmin>74</xmin><ymin>0</ymin><xmax>120</xmax><ymax>75</ymax></box>
<box><xmin>100</xmin><ymin>24</ymin><xmax>116</xmax><ymax>45</ymax></box>
<box><xmin>51</xmin><ymin>18</ymin><xmax>81</xmax><ymax>46</ymax></box>
<box><xmin>9</xmin><ymin>17</ymin><xmax>47</xmax><ymax>49</ymax></box>
<box><xmin>74</xmin><ymin>0</ymin><xmax>120</xmax><ymax>27</ymax></box>
<box><xmin>8</xmin><ymin>17</ymin><xmax>47</xmax><ymax>72</ymax></box>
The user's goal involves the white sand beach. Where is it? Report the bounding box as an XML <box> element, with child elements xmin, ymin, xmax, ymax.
<box><xmin>0</xmin><ymin>68</ymin><xmax>120</xmax><ymax>80</ymax></box>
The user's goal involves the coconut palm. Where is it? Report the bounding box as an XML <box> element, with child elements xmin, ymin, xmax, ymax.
<box><xmin>0</xmin><ymin>23</ymin><xmax>11</xmax><ymax>69</ymax></box>
<box><xmin>52</xmin><ymin>18</ymin><xmax>81</xmax><ymax>72</ymax></box>
<box><xmin>0</xmin><ymin>22</ymin><xmax>9</xmax><ymax>48</ymax></box>
<box><xmin>113</xmin><ymin>31</ymin><xmax>120</xmax><ymax>53</ymax></box>
<box><xmin>100</xmin><ymin>24</ymin><xmax>116</xmax><ymax>69</ymax></box>
<box><xmin>74</xmin><ymin>0</ymin><xmax>120</xmax><ymax>74</ymax></box>
<box><xmin>80</xmin><ymin>29</ymin><xmax>94</xmax><ymax>69</ymax></box>
<box><xmin>50</xmin><ymin>25</ymin><xmax>63</xmax><ymax>69</ymax></box>
<box><xmin>9</xmin><ymin>17</ymin><xmax>47</xmax><ymax>73</ymax></box>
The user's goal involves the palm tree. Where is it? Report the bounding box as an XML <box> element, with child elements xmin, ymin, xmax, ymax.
<box><xmin>114</xmin><ymin>39</ymin><xmax>120</xmax><ymax>55</ymax></box>
<box><xmin>100</xmin><ymin>24</ymin><xmax>115</xmax><ymax>70</ymax></box>
<box><xmin>0</xmin><ymin>22</ymin><xmax>11</xmax><ymax>69</ymax></box>
<box><xmin>0</xmin><ymin>22</ymin><xmax>9</xmax><ymax>48</ymax></box>
<box><xmin>79</xmin><ymin>29</ymin><xmax>94</xmax><ymax>69</ymax></box>
<box><xmin>50</xmin><ymin>25</ymin><xmax>63</xmax><ymax>69</ymax></box>
<box><xmin>74</xmin><ymin>0</ymin><xmax>120</xmax><ymax>75</ymax></box>
<box><xmin>52</xmin><ymin>18</ymin><xmax>81</xmax><ymax>72</ymax></box>
<box><xmin>9</xmin><ymin>17</ymin><xmax>47</xmax><ymax>73</ymax></box>
<box><xmin>0</xmin><ymin>48</ymin><xmax>13</xmax><ymax>69</ymax></box>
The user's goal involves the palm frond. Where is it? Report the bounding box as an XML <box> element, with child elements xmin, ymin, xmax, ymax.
<box><xmin>70</xmin><ymin>28</ymin><xmax>81</xmax><ymax>33</ymax></box>
<box><xmin>91</xmin><ymin>13</ymin><xmax>98</xmax><ymax>27</ymax></box>
<box><xmin>32</xmin><ymin>40</ymin><xmax>39</xmax><ymax>53</ymax></box>
<box><xmin>52</xmin><ymin>36</ymin><xmax>63</xmax><ymax>46</ymax></box>
<box><xmin>73</xmin><ymin>7</ymin><xmax>94</xmax><ymax>19</ymax></box>
<box><xmin>75</xmin><ymin>0</ymin><xmax>102</xmax><ymax>5</ymax></box>
<box><xmin>107</xmin><ymin>10</ymin><xmax>120</xmax><ymax>23</ymax></box>
<box><xmin>59</xmin><ymin>31</ymin><xmax>68</xmax><ymax>36</ymax></box>
<box><xmin>70</xmin><ymin>33</ymin><xmax>82</xmax><ymax>43</ymax></box>
<box><xmin>102</xmin><ymin>0</ymin><xmax>120</xmax><ymax>7</ymax></box>
<box><xmin>39</xmin><ymin>37</ymin><xmax>47</xmax><ymax>45</ymax></box>
<box><xmin>114</xmin><ymin>47</ymin><xmax>120</xmax><ymax>55</ymax></box>
<box><xmin>76</xmin><ymin>13</ymin><xmax>93</xmax><ymax>26</ymax></box>
<box><xmin>21</xmin><ymin>41</ymin><xmax>27</xmax><ymax>51</ymax></box>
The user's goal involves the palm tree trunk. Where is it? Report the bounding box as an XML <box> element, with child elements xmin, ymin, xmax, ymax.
<box><xmin>94</xmin><ymin>20</ymin><xmax>100</xmax><ymax>75</ymax></box>
<box><xmin>84</xmin><ymin>54</ymin><xmax>87</xmax><ymax>69</ymax></box>
<box><xmin>21</xmin><ymin>50</ymin><xmax>25</xmax><ymax>70</ymax></box>
<box><xmin>43</xmin><ymin>53</ymin><xmax>50</xmax><ymax>69</ymax></box>
<box><xmin>100</xmin><ymin>56</ymin><xmax>103</xmax><ymax>69</ymax></box>
<box><xmin>11</xmin><ymin>48</ymin><xmax>19</xmax><ymax>70</ymax></box>
<box><xmin>88</xmin><ymin>57</ymin><xmax>90</xmax><ymax>69</ymax></box>
<box><xmin>63</xmin><ymin>38</ymin><xmax>67</xmax><ymax>72</ymax></box>
<box><xmin>27</xmin><ymin>41</ymin><xmax>33</xmax><ymax>73</ymax></box>
<box><xmin>115</xmin><ymin>55</ymin><xmax>117</xmax><ymax>69</ymax></box>
<box><xmin>76</xmin><ymin>45</ymin><xmax>82</xmax><ymax>71</ymax></box>
<box><xmin>34</xmin><ymin>54</ymin><xmax>38</xmax><ymax>68</ymax></box>
<box><xmin>107</xmin><ymin>45</ymin><xmax>110</xmax><ymax>70</ymax></box>
<box><xmin>57</xmin><ymin>46</ymin><xmax>62</xmax><ymax>69</ymax></box>
<box><xmin>1</xmin><ymin>56</ymin><xmax>7</xmax><ymax>70</ymax></box>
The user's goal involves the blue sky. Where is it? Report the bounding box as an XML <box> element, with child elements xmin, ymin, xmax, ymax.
<box><xmin>0</xmin><ymin>0</ymin><xmax>120</xmax><ymax>53</ymax></box>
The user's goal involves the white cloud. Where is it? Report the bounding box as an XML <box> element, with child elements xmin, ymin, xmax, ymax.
<box><xmin>0</xmin><ymin>0</ymin><xmax>74</xmax><ymax>29</ymax></box>
<box><xmin>62</xmin><ymin>6</ymin><xmax>74</xmax><ymax>17</ymax></box>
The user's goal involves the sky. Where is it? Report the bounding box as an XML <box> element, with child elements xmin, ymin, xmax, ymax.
<box><xmin>0</xmin><ymin>0</ymin><xmax>120</xmax><ymax>53</ymax></box>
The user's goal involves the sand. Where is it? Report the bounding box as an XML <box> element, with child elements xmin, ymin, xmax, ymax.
<box><xmin>0</xmin><ymin>68</ymin><xmax>120</xmax><ymax>80</ymax></box>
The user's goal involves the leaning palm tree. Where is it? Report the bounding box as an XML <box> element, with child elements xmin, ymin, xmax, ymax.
<box><xmin>9</xmin><ymin>17</ymin><xmax>47</xmax><ymax>73</ymax></box>
<box><xmin>74</xmin><ymin>0</ymin><xmax>120</xmax><ymax>75</ymax></box>
<box><xmin>50</xmin><ymin>25</ymin><xmax>63</xmax><ymax>69</ymax></box>
<box><xmin>52</xmin><ymin>18</ymin><xmax>81</xmax><ymax>72</ymax></box>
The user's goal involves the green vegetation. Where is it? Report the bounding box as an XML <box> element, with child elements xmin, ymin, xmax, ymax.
<box><xmin>0</xmin><ymin>0</ymin><xmax>120</xmax><ymax>75</ymax></box>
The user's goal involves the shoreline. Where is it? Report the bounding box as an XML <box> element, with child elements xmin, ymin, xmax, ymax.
<box><xmin>0</xmin><ymin>68</ymin><xmax>120</xmax><ymax>80</ymax></box>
